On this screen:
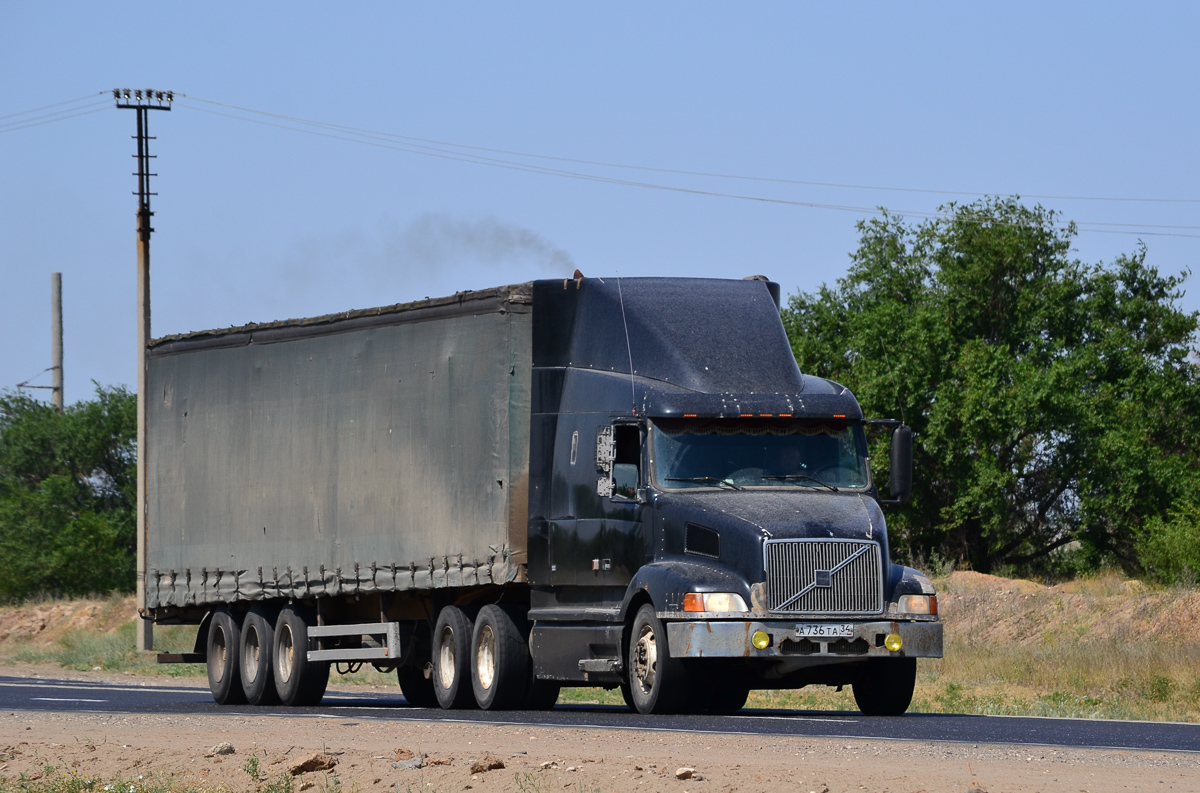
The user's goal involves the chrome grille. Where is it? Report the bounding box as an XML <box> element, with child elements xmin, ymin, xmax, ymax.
<box><xmin>764</xmin><ymin>539</ymin><xmax>883</xmax><ymax>615</ymax></box>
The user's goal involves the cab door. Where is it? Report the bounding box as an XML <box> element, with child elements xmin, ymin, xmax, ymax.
<box><xmin>596</xmin><ymin>422</ymin><xmax>649</xmax><ymax>590</ymax></box>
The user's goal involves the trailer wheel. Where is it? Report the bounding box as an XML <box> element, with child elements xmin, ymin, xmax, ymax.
<box><xmin>206</xmin><ymin>609</ymin><xmax>247</xmax><ymax>705</ymax></box>
<box><xmin>852</xmin><ymin>657</ymin><xmax>916</xmax><ymax>716</ymax></box>
<box><xmin>471</xmin><ymin>605</ymin><xmax>529</xmax><ymax>710</ymax></box>
<box><xmin>431</xmin><ymin>606</ymin><xmax>475</xmax><ymax>709</ymax></box>
<box><xmin>626</xmin><ymin>604</ymin><xmax>691</xmax><ymax>714</ymax></box>
<box><xmin>273</xmin><ymin>606</ymin><xmax>330</xmax><ymax>706</ymax></box>
<box><xmin>397</xmin><ymin>666</ymin><xmax>438</xmax><ymax>708</ymax></box>
<box><xmin>240</xmin><ymin>606</ymin><xmax>280</xmax><ymax>706</ymax></box>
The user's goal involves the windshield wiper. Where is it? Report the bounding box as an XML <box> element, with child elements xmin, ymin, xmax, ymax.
<box><xmin>761</xmin><ymin>474</ymin><xmax>839</xmax><ymax>492</ymax></box>
<box><xmin>665</xmin><ymin>476</ymin><xmax>744</xmax><ymax>491</ymax></box>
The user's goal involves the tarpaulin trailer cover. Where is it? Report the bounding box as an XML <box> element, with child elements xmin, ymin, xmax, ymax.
<box><xmin>144</xmin><ymin>284</ymin><xmax>533</xmax><ymax>609</ymax></box>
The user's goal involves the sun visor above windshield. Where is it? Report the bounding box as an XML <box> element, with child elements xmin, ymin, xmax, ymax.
<box><xmin>642</xmin><ymin>381</ymin><xmax>863</xmax><ymax>420</ymax></box>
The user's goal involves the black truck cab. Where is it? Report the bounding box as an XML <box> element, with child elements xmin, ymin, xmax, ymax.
<box><xmin>525</xmin><ymin>276</ymin><xmax>940</xmax><ymax>714</ymax></box>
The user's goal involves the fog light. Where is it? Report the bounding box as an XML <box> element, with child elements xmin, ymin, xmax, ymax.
<box><xmin>884</xmin><ymin>632</ymin><xmax>903</xmax><ymax>652</ymax></box>
<box><xmin>751</xmin><ymin>630</ymin><xmax>771</xmax><ymax>650</ymax></box>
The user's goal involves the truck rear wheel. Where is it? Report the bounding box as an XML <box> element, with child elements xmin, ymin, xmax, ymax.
<box><xmin>207</xmin><ymin>609</ymin><xmax>247</xmax><ymax>705</ymax></box>
<box><xmin>471</xmin><ymin>605</ymin><xmax>529</xmax><ymax>710</ymax></box>
<box><xmin>852</xmin><ymin>657</ymin><xmax>917</xmax><ymax>716</ymax></box>
<box><xmin>397</xmin><ymin>666</ymin><xmax>438</xmax><ymax>708</ymax></box>
<box><xmin>432</xmin><ymin>606</ymin><xmax>475</xmax><ymax>709</ymax></box>
<box><xmin>240</xmin><ymin>606</ymin><xmax>280</xmax><ymax>706</ymax></box>
<box><xmin>626</xmin><ymin>604</ymin><xmax>691</xmax><ymax>714</ymax></box>
<box><xmin>523</xmin><ymin>674</ymin><xmax>561</xmax><ymax>711</ymax></box>
<box><xmin>273</xmin><ymin>606</ymin><xmax>329</xmax><ymax>706</ymax></box>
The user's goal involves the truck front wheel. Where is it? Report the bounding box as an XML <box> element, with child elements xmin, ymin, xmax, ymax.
<box><xmin>206</xmin><ymin>609</ymin><xmax>247</xmax><ymax>705</ymax></box>
<box><xmin>273</xmin><ymin>606</ymin><xmax>330</xmax><ymax>706</ymax></box>
<box><xmin>852</xmin><ymin>657</ymin><xmax>917</xmax><ymax>716</ymax></box>
<box><xmin>626</xmin><ymin>604</ymin><xmax>691</xmax><ymax>714</ymax></box>
<box><xmin>431</xmin><ymin>606</ymin><xmax>476</xmax><ymax>709</ymax></box>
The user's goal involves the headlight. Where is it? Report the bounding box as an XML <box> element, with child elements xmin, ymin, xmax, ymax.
<box><xmin>682</xmin><ymin>592</ymin><xmax>749</xmax><ymax>612</ymax></box>
<box><xmin>896</xmin><ymin>594</ymin><xmax>937</xmax><ymax>615</ymax></box>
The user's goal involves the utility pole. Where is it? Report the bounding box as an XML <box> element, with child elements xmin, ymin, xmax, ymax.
<box><xmin>114</xmin><ymin>88</ymin><xmax>172</xmax><ymax>652</ymax></box>
<box><xmin>15</xmin><ymin>273</ymin><xmax>65</xmax><ymax>406</ymax></box>
<box><xmin>51</xmin><ymin>272</ymin><xmax>63</xmax><ymax>410</ymax></box>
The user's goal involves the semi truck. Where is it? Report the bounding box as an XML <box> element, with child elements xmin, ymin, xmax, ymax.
<box><xmin>146</xmin><ymin>275</ymin><xmax>942</xmax><ymax>715</ymax></box>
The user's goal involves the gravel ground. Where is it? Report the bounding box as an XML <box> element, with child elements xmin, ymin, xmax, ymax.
<box><xmin>1</xmin><ymin>667</ymin><xmax>1197</xmax><ymax>793</ymax></box>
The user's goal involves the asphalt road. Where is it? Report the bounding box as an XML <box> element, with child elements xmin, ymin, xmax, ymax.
<box><xmin>3</xmin><ymin>675</ymin><xmax>1197</xmax><ymax>754</ymax></box>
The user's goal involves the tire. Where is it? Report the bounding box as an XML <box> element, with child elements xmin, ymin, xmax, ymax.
<box><xmin>522</xmin><ymin>676</ymin><xmax>561</xmax><ymax>710</ymax></box>
<box><xmin>206</xmin><ymin>609</ymin><xmax>247</xmax><ymax>705</ymax></box>
<box><xmin>471</xmin><ymin>605</ymin><xmax>530</xmax><ymax>710</ymax></box>
<box><xmin>240</xmin><ymin>606</ymin><xmax>280</xmax><ymax>706</ymax></box>
<box><xmin>626</xmin><ymin>604</ymin><xmax>691</xmax><ymax>714</ymax></box>
<box><xmin>689</xmin><ymin>666</ymin><xmax>749</xmax><ymax>714</ymax></box>
<box><xmin>431</xmin><ymin>606</ymin><xmax>476</xmax><ymax>709</ymax></box>
<box><xmin>852</xmin><ymin>657</ymin><xmax>917</xmax><ymax>716</ymax></box>
<box><xmin>706</xmin><ymin>681</ymin><xmax>750</xmax><ymax>714</ymax></box>
<box><xmin>397</xmin><ymin>665</ymin><xmax>439</xmax><ymax>708</ymax></box>
<box><xmin>619</xmin><ymin>681</ymin><xmax>637</xmax><ymax>712</ymax></box>
<box><xmin>273</xmin><ymin>606</ymin><xmax>330</xmax><ymax>706</ymax></box>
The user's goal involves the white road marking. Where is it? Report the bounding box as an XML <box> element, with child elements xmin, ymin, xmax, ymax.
<box><xmin>32</xmin><ymin>697</ymin><xmax>107</xmax><ymax>703</ymax></box>
<box><xmin>0</xmin><ymin>681</ymin><xmax>203</xmax><ymax>696</ymax></box>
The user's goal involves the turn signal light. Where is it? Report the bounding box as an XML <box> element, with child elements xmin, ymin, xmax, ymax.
<box><xmin>682</xmin><ymin>592</ymin><xmax>750</xmax><ymax>612</ymax></box>
<box><xmin>884</xmin><ymin>633</ymin><xmax>903</xmax><ymax>652</ymax></box>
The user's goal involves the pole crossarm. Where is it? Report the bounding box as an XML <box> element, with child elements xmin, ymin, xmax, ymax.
<box><xmin>114</xmin><ymin>89</ymin><xmax>172</xmax><ymax>242</ymax></box>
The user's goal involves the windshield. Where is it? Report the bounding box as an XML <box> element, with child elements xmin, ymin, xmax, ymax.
<box><xmin>650</xmin><ymin>418</ymin><xmax>871</xmax><ymax>491</ymax></box>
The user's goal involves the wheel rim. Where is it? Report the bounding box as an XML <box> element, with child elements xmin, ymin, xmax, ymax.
<box><xmin>212</xmin><ymin>625</ymin><xmax>229</xmax><ymax>683</ymax></box>
<box><xmin>476</xmin><ymin>625</ymin><xmax>496</xmax><ymax>691</ymax></box>
<box><xmin>276</xmin><ymin>623</ymin><xmax>295</xmax><ymax>684</ymax></box>
<box><xmin>437</xmin><ymin>626</ymin><xmax>457</xmax><ymax>689</ymax></box>
<box><xmin>242</xmin><ymin>625</ymin><xmax>261</xmax><ymax>684</ymax></box>
<box><xmin>633</xmin><ymin>623</ymin><xmax>657</xmax><ymax>695</ymax></box>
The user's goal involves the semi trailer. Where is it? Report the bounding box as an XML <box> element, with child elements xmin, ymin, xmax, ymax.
<box><xmin>146</xmin><ymin>275</ymin><xmax>942</xmax><ymax>714</ymax></box>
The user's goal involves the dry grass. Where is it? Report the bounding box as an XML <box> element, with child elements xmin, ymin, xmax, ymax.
<box><xmin>4</xmin><ymin>571</ymin><xmax>1199</xmax><ymax>721</ymax></box>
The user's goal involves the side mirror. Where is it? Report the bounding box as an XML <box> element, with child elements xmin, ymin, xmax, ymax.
<box><xmin>612</xmin><ymin>463</ymin><xmax>639</xmax><ymax>499</ymax></box>
<box><xmin>890</xmin><ymin>425</ymin><xmax>913</xmax><ymax>501</ymax></box>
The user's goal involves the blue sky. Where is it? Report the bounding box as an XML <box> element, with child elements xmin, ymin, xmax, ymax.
<box><xmin>2</xmin><ymin>3</ymin><xmax>1197</xmax><ymax>404</ymax></box>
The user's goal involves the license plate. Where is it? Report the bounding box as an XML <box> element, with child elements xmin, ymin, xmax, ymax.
<box><xmin>795</xmin><ymin>623</ymin><xmax>854</xmax><ymax>638</ymax></box>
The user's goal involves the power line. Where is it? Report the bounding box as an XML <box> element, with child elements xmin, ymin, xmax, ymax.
<box><xmin>180</xmin><ymin>93</ymin><xmax>1200</xmax><ymax>207</ymax></box>
<box><xmin>176</xmin><ymin>98</ymin><xmax>1200</xmax><ymax>239</ymax></box>
<box><xmin>0</xmin><ymin>92</ymin><xmax>105</xmax><ymax>122</ymax></box>
<box><xmin>0</xmin><ymin>101</ymin><xmax>110</xmax><ymax>135</ymax></box>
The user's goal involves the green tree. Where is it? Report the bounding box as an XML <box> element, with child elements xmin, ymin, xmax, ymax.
<box><xmin>0</xmin><ymin>385</ymin><xmax>137</xmax><ymax>600</ymax></box>
<box><xmin>783</xmin><ymin>198</ymin><xmax>1200</xmax><ymax>577</ymax></box>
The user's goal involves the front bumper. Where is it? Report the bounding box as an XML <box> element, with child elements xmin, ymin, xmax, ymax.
<box><xmin>666</xmin><ymin>619</ymin><xmax>943</xmax><ymax>659</ymax></box>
